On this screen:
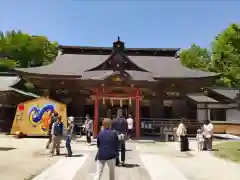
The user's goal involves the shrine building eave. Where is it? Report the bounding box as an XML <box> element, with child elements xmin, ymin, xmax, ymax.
<box><xmin>0</xmin><ymin>75</ymin><xmax>20</xmax><ymax>91</ymax></box>
<box><xmin>14</xmin><ymin>67</ymin><xmax>83</xmax><ymax>79</ymax></box>
<box><xmin>14</xmin><ymin>54</ymin><xmax>218</xmax><ymax>80</ymax></box>
<box><xmin>59</xmin><ymin>45</ymin><xmax>180</xmax><ymax>57</ymax></box>
<box><xmin>14</xmin><ymin>38</ymin><xmax>218</xmax><ymax>80</ymax></box>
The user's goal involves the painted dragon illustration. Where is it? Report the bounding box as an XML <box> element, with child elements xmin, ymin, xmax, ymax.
<box><xmin>28</xmin><ymin>104</ymin><xmax>55</xmax><ymax>133</ymax></box>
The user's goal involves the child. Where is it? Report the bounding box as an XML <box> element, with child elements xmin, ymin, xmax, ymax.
<box><xmin>196</xmin><ymin>129</ymin><xmax>204</xmax><ymax>151</ymax></box>
<box><xmin>66</xmin><ymin>116</ymin><xmax>75</xmax><ymax>157</ymax></box>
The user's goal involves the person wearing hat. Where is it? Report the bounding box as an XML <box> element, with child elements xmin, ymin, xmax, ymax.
<box><xmin>65</xmin><ymin>116</ymin><xmax>75</xmax><ymax>157</ymax></box>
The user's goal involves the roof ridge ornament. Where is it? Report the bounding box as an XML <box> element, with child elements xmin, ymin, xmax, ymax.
<box><xmin>113</xmin><ymin>36</ymin><xmax>124</xmax><ymax>53</ymax></box>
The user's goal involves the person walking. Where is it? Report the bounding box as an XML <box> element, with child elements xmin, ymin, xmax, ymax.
<box><xmin>84</xmin><ymin>114</ymin><xmax>93</xmax><ymax>145</ymax></box>
<box><xmin>50</xmin><ymin>115</ymin><xmax>64</xmax><ymax>156</ymax></box>
<box><xmin>112</xmin><ymin>108</ymin><xmax>128</xmax><ymax>166</ymax></box>
<box><xmin>46</xmin><ymin>112</ymin><xmax>58</xmax><ymax>149</ymax></box>
<box><xmin>176</xmin><ymin>119</ymin><xmax>189</xmax><ymax>152</ymax></box>
<box><xmin>65</xmin><ymin>116</ymin><xmax>75</xmax><ymax>157</ymax></box>
<box><xmin>127</xmin><ymin>114</ymin><xmax>134</xmax><ymax>140</ymax></box>
<box><xmin>94</xmin><ymin>118</ymin><xmax>119</xmax><ymax>180</ymax></box>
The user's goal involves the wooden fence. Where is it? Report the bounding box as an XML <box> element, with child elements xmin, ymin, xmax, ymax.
<box><xmin>73</xmin><ymin>117</ymin><xmax>200</xmax><ymax>136</ymax></box>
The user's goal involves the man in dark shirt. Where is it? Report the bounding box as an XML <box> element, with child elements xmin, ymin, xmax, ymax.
<box><xmin>112</xmin><ymin>108</ymin><xmax>128</xmax><ymax>166</ymax></box>
<box><xmin>95</xmin><ymin>118</ymin><xmax>119</xmax><ymax>180</ymax></box>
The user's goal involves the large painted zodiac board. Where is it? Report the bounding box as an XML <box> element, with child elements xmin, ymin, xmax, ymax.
<box><xmin>10</xmin><ymin>97</ymin><xmax>67</xmax><ymax>136</ymax></box>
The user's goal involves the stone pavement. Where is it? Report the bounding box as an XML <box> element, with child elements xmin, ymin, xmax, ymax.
<box><xmin>73</xmin><ymin>143</ymin><xmax>152</xmax><ymax>180</ymax></box>
<box><xmin>33</xmin><ymin>142</ymin><xmax>193</xmax><ymax>180</ymax></box>
<box><xmin>139</xmin><ymin>140</ymin><xmax>240</xmax><ymax>180</ymax></box>
<box><xmin>0</xmin><ymin>137</ymin><xmax>62</xmax><ymax>180</ymax></box>
<box><xmin>33</xmin><ymin>143</ymin><xmax>152</xmax><ymax>180</ymax></box>
<box><xmin>3</xmin><ymin>136</ymin><xmax>240</xmax><ymax>180</ymax></box>
<box><xmin>166</xmin><ymin>140</ymin><xmax>240</xmax><ymax>180</ymax></box>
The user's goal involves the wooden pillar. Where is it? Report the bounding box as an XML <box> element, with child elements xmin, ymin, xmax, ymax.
<box><xmin>93</xmin><ymin>88</ymin><xmax>99</xmax><ymax>138</ymax></box>
<box><xmin>43</xmin><ymin>89</ymin><xmax>49</xmax><ymax>98</ymax></box>
<box><xmin>135</xmin><ymin>88</ymin><xmax>140</xmax><ymax>138</ymax></box>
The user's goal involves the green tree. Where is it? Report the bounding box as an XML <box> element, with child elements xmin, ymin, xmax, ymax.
<box><xmin>0</xmin><ymin>59</ymin><xmax>17</xmax><ymax>72</ymax></box>
<box><xmin>0</xmin><ymin>30</ymin><xmax>58</xmax><ymax>68</ymax></box>
<box><xmin>179</xmin><ymin>43</ymin><xmax>211</xmax><ymax>71</ymax></box>
<box><xmin>211</xmin><ymin>23</ymin><xmax>240</xmax><ymax>87</ymax></box>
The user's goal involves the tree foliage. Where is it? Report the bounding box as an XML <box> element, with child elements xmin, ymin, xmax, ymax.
<box><xmin>0</xmin><ymin>30</ymin><xmax>58</xmax><ymax>68</ymax></box>
<box><xmin>211</xmin><ymin>24</ymin><xmax>240</xmax><ymax>87</ymax></box>
<box><xmin>180</xmin><ymin>23</ymin><xmax>240</xmax><ymax>87</ymax></box>
<box><xmin>179</xmin><ymin>43</ymin><xmax>211</xmax><ymax>71</ymax></box>
<box><xmin>0</xmin><ymin>58</ymin><xmax>17</xmax><ymax>72</ymax></box>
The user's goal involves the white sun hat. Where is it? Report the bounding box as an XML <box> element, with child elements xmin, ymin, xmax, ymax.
<box><xmin>68</xmin><ymin>116</ymin><xmax>74</xmax><ymax>122</ymax></box>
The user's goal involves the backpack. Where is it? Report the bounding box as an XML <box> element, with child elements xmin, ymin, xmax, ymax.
<box><xmin>53</xmin><ymin>122</ymin><xmax>63</xmax><ymax>136</ymax></box>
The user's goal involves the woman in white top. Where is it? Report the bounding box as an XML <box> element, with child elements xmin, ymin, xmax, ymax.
<box><xmin>127</xmin><ymin>114</ymin><xmax>134</xmax><ymax>139</ymax></box>
<box><xmin>203</xmin><ymin>120</ymin><xmax>213</xmax><ymax>151</ymax></box>
<box><xmin>176</xmin><ymin>119</ymin><xmax>189</xmax><ymax>152</ymax></box>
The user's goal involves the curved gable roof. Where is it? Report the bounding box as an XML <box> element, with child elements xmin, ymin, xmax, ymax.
<box><xmin>15</xmin><ymin>53</ymin><xmax>216</xmax><ymax>79</ymax></box>
<box><xmin>128</xmin><ymin>56</ymin><xmax>216</xmax><ymax>78</ymax></box>
<box><xmin>15</xmin><ymin>38</ymin><xmax>217</xmax><ymax>80</ymax></box>
<box><xmin>86</xmin><ymin>52</ymin><xmax>148</xmax><ymax>72</ymax></box>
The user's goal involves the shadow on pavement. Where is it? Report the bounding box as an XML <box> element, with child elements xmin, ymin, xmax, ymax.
<box><xmin>58</xmin><ymin>153</ymin><xmax>84</xmax><ymax>157</ymax></box>
<box><xmin>122</xmin><ymin>163</ymin><xmax>140</xmax><ymax>168</ymax></box>
<box><xmin>118</xmin><ymin>149</ymin><xmax>132</xmax><ymax>152</ymax></box>
<box><xmin>70</xmin><ymin>154</ymin><xmax>84</xmax><ymax>157</ymax></box>
<box><xmin>0</xmin><ymin>147</ymin><xmax>16</xmax><ymax>151</ymax></box>
<box><xmin>202</xmin><ymin>148</ymin><xmax>219</xmax><ymax>151</ymax></box>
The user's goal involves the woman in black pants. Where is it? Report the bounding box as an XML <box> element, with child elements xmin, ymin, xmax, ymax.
<box><xmin>177</xmin><ymin>119</ymin><xmax>189</xmax><ymax>152</ymax></box>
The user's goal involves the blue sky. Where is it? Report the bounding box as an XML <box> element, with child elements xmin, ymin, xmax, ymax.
<box><xmin>1</xmin><ymin>0</ymin><xmax>240</xmax><ymax>49</ymax></box>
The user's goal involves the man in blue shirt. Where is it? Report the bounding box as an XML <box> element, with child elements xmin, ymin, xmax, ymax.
<box><xmin>95</xmin><ymin>118</ymin><xmax>119</xmax><ymax>180</ymax></box>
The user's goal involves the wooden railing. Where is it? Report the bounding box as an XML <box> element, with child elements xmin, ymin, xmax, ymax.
<box><xmin>73</xmin><ymin>117</ymin><xmax>200</xmax><ymax>136</ymax></box>
<box><xmin>140</xmin><ymin>118</ymin><xmax>200</xmax><ymax>136</ymax></box>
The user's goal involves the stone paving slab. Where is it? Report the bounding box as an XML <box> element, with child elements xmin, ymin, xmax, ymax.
<box><xmin>73</xmin><ymin>143</ymin><xmax>152</xmax><ymax>180</ymax></box>
<box><xmin>32</xmin><ymin>153</ymin><xmax>89</xmax><ymax>180</ymax></box>
<box><xmin>140</xmin><ymin>153</ymin><xmax>189</xmax><ymax>180</ymax></box>
<box><xmin>19</xmin><ymin>140</ymin><xmax>240</xmax><ymax>180</ymax></box>
<box><xmin>139</xmin><ymin>140</ymin><xmax>240</xmax><ymax>180</ymax></box>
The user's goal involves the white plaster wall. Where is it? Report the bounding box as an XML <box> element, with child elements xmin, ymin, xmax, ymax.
<box><xmin>197</xmin><ymin>109</ymin><xmax>208</xmax><ymax>123</ymax></box>
<box><xmin>226</xmin><ymin>109</ymin><xmax>240</xmax><ymax>123</ymax></box>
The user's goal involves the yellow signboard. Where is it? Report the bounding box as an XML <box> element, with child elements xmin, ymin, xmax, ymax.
<box><xmin>10</xmin><ymin>97</ymin><xmax>67</xmax><ymax>136</ymax></box>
